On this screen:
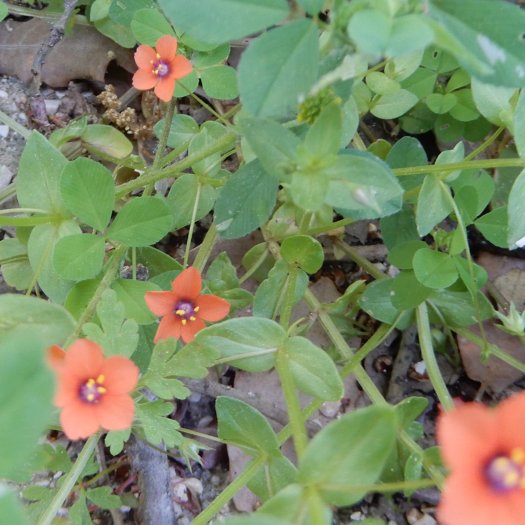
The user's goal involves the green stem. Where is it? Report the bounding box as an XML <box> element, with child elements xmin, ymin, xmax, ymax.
<box><xmin>303</xmin><ymin>217</ymin><xmax>354</xmax><ymax>237</ymax></box>
<box><xmin>192</xmin><ymin>224</ymin><xmax>218</xmax><ymax>272</ymax></box>
<box><xmin>416</xmin><ymin>303</ymin><xmax>453</xmax><ymax>411</ymax></box>
<box><xmin>305</xmin><ymin>486</ymin><xmax>328</xmax><ymax>525</ymax></box>
<box><xmin>190</xmin><ymin>455</ymin><xmax>266</xmax><ymax>525</ymax></box>
<box><xmin>276</xmin><ymin>347</ymin><xmax>309</xmax><ymax>459</ymax></box>
<box><xmin>143</xmin><ymin>98</ymin><xmax>177</xmax><ymax>196</ymax></box>
<box><xmin>0</xmin><ymin>208</ymin><xmax>49</xmax><ymax>215</ymax></box>
<box><xmin>115</xmin><ymin>132</ymin><xmax>236</xmax><ymax>198</ymax></box>
<box><xmin>280</xmin><ymin>266</ymin><xmax>298</xmax><ymax>329</ymax></box>
<box><xmin>37</xmin><ymin>435</ymin><xmax>99</xmax><ymax>525</ymax></box>
<box><xmin>464</xmin><ymin>126</ymin><xmax>505</xmax><ymax>161</ymax></box>
<box><xmin>0</xmin><ymin>215</ymin><xmax>60</xmax><ymax>227</ymax></box>
<box><xmin>332</xmin><ymin>238</ymin><xmax>387</xmax><ymax>281</ymax></box>
<box><xmin>392</xmin><ymin>157</ymin><xmax>524</xmax><ymax>177</ymax></box>
<box><xmin>66</xmin><ymin>245</ymin><xmax>127</xmax><ymax>344</ymax></box>
<box><xmin>183</xmin><ymin>182</ymin><xmax>202</xmax><ymax>268</ymax></box>
<box><xmin>0</xmin><ymin>108</ymin><xmax>31</xmax><ymax>139</ymax></box>
<box><xmin>0</xmin><ymin>182</ymin><xmax>16</xmax><ymax>206</ymax></box>
<box><xmin>321</xmin><ymin>477</ymin><xmax>436</xmax><ymax>493</ymax></box>
<box><xmin>239</xmin><ymin>246</ymin><xmax>269</xmax><ymax>285</ymax></box>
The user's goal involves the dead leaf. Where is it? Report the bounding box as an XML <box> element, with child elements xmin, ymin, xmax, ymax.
<box><xmin>458</xmin><ymin>252</ymin><xmax>525</xmax><ymax>392</ymax></box>
<box><xmin>0</xmin><ymin>19</ymin><xmax>134</xmax><ymax>87</ymax></box>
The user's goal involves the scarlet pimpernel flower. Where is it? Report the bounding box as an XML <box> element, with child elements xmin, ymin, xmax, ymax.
<box><xmin>132</xmin><ymin>34</ymin><xmax>192</xmax><ymax>102</ymax></box>
<box><xmin>48</xmin><ymin>340</ymin><xmax>139</xmax><ymax>440</ymax></box>
<box><xmin>145</xmin><ymin>266</ymin><xmax>230</xmax><ymax>344</ymax></box>
<box><xmin>437</xmin><ymin>392</ymin><xmax>525</xmax><ymax>525</ymax></box>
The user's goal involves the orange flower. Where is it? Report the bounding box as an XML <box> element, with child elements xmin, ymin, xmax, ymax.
<box><xmin>145</xmin><ymin>266</ymin><xmax>230</xmax><ymax>344</ymax></box>
<box><xmin>48</xmin><ymin>340</ymin><xmax>139</xmax><ymax>440</ymax></box>
<box><xmin>132</xmin><ymin>35</ymin><xmax>192</xmax><ymax>102</ymax></box>
<box><xmin>437</xmin><ymin>392</ymin><xmax>525</xmax><ymax>525</ymax></box>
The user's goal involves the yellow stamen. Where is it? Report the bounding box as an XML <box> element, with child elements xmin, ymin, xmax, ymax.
<box><xmin>156</xmin><ymin>52</ymin><xmax>161</xmax><ymax>58</ymax></box>
<box><xmin>86</xmin><ymin>378</ymin><xmax>95</xmax><ymax>387</ymax></box>
<box><xmin>181</xmin><ymin>319</ymin><xmax>187</xmax><ymax>325</ymax></box>
<box><xmin>175</xmin><ymin>309</ymin><xmax>186</xmax><ymax>316</ymax></box>
<box><xmin>96</xmin><ymin>374</ymin><xmax>105</xmax><ymax>384</ymax></box>
<box><xmin>86</xmin><ymin>393</ymin><xmax>95</xmax><ymax>402</ymax></box>
<box><xmin>504</xmin><ymin>471</ymin><xmax>520</xmax><ymax>486</ymax></box>
<box><xmin>189</xmin><ymin>316</ymin><xmax>196</xmax><ymax>321</ymax></box>
<box><xmin>97</xmin><ymin>386</ymin><xmax>107</xmax><ymax>394</ymax></box>
<box><xmin>194</xmin><ymin>306</ymin><xmax>200</xmax><ymax>312</ymax></box>
<box><xmin>511</xmin><ymin>448</ymin><xmax>525</xmax><ymax>464</ymax></box>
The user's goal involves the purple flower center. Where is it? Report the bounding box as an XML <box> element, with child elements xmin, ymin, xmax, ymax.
<box><xmin>174</xmin><ymin>300</ymin><xmax>199</xmax><ymax>325</ymax></box>
<box><xmin>484</xmin><ymin>449</ymin><xmax>525</xmax><ymax>492</ymax></box>
<box><xmin>79</xmin><ymin>375</ymin><xmax>106</xmax><ymax>404</ymax></box>
<box><xmin>153</xmin><ymin>60</ymin><xmax>170</xmax><ymax>78</ymax></box>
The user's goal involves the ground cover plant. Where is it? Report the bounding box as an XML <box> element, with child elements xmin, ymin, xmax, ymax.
<box><xmin>1</xmin><ymin>0</ymin><xmax>525</xmax><ymax>524</ymax></box>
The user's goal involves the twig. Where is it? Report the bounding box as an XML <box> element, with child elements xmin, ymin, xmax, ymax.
<box><xmin>95</xmin><ymin>442</ymin><xmax>125</xmax><ymax>525</ymax></box>
<box><xmin>28</xmin><ymin>0</ymin><xmax>80</xmax><ymax>124</ymax></box>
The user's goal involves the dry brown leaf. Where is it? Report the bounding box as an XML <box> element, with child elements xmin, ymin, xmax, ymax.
<box><xmin>0</xmin><ymin>19</ymin><xmax>134</xmax><ymax>87</ymax></box>
<box><xmin>458</xmin><ymin>252</ymin><xmax>525</xmax><ymax>392</ymax></box>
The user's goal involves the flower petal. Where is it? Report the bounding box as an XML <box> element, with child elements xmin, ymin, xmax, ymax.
<box><xmin>155</xmin><ymin>35</ymin><xmax>178</xmax><ymax>61</ymax></box>
<box><xmin>497</xmin><ymin>391</ymin><xmax>525</xmax><ymax>450</ymax></box>
<box><xmin>134</xmin><ymin>44</ymin><xmax>157</xmax><ymax>69</ymax></box>
<box><xmin>96</xmin><ymin>394</ymin><xmax>135</xmax><ymax>431</ymax></box>
<box><xmin>60</xmin><ymin>402</ymin><xmax>100</xmax><ymax>440</ymax></box>
<box><xmin>64</xmin><ymin>339</ymin><xmax>104</xmax><ymax>379</ymax></box>
<box><xmin>47</xmin><ymin>344</ymin><xmax>66</xmax><ymax>372</ymax></box>
<box><xmin>133</xmin><ymin>69</ymin><xmax>157</xmax><ymax>91</ymax></box>
<box><xmin>154</xmin><ymin>314</ymin><xmax>182</xmax><ymax>343</ymax></box>
<box><xmin>101</xmin><ymin>356</ymin><xmax>139</xmax><ymax>395</ymax></box>
<box><xmin>144</xmin><ymin>290</ymin><xmax>176</xmax><ymax>316</ymax></box>
<box><xmin>171</xmin><ymin>267</ymin><xmax>202</xmax><ymax>300</ymax></box>
<box><xmin>170</xmin><ymin>55</ymin><xmax>193</xmax><ymax>79</ymax></box>
<box><xmin>181</xmin><ymin>317</ymin><xmax>205</xmax><ymax>343</ymax></box>
<box><xmin>154</xmin><ymin>76</ymin><xmax>176</xmax><ymax>102</ymax></box>
<box><xmin>195</xmin><ymin>294</ymin><xmax>230</xmax><ymax>322</ymax></box>
<box><xmin>54</xmin><ymin>373</ymin><xmax>82</xmax><ymax>407</ymax></box>
<box><xmin>437</xmin><ymin>402</ymin><xmax>498</xmax><ymax>471</ymax></box>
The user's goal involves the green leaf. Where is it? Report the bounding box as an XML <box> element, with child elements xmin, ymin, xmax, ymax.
<box><xmin>425</xmin><ymin>93</ymin><xmax>457</xmax><ymax>115</ymax></box>
<box><xmin>429</xmin><ymin>0</ymin><xmax>525</xmax><ymax>87</ymax></box>
<box><xmin>134</xmin><ymin>247</ymin><xmax>183</xmax><ymax>277</ymax></box>
<box><xmin>297</xmin><ymin>0</ymin><xmax>323</xmax><ymax>15</ymax></box>
<box><xmin>111</xmin><ymin>278</ymin><xmax>160</xmax><ymax>324</ymax></box>
<box><xmin>380</xmin><ymin>208</ymin><xmax>419</xmax><ymax>249</ymax></box>
<box><xmin>326</xmin><ymin>152</ymin><xmax>403</xmax><ymax>219</ymax></box>
<box><xmin>388</xmin><ymin>240</ymin><xmax>427</xmax><ymax>270</ymax></box>
<box><xmin>0</xmin><ymin>489</ymin><xmax>30</xmax><ymax>525</ymax></box>
<box><xmin>201</xmin><ymin>65</ymin><xmax>238</xmax><ymax>100</ymax></box>
<box><xmin>412</xmin><ymin>248</ymin><xmax>459</xmax><ymax>289</ymax></box>
<box><xmin>514</xmin><ymin>90</ymin><xmax>525</xmax><ymax>160</ymax></box>
<box><xmin>347</xmin><ymin>9</ymin><xmax>390</xmax><ymax>57</ymax></box>
<box><xmin>215</xmin><ymin>160</ymin><xmax>278</xmax><ymax>239</ymax></box>
<box><xmin>471</xmin><ymin>78</ymin><xmax>515</xmax><ymax>128</ymax></box>
<box><xmin>82</xmin><ymin>289</ymin><xmax>138</xmax><ymax>357</ymax></box>
<box><xmin>107</xmin><ymin>197</ymin><xmax>172</xmax><ymax>247</ymax></box>
<box><xmin>0</xmin><ymin>2</ymin><xmax>8</xmax><ymax>22</ymax></box>
<box><xmin>297</xmin><ymin>406</ymin><xmax>397</xmax><ymax>505</ymax></box>
<box><xmin>248</xmin><ymin>455</ymin><xmax>297</xmax><ymax>502</ymax></box>
<box><xmin>0</xmin><ymin>238</ymin><xmax>32</xmax><ymax>291</ymax></box>
<box><xmin>371</xmin><ymin>89</ymin><xmax>418</xmax><ymax>119</ymax></box>
<box><xmin>475</xmin><ymin>207</ymin><xmax>508</xmax><ymax>249</ymax></box>
<box><xmin>386</xmin><ymin>15</ymin><xmax>434</xmax><ymax>57</ymax></box>
<box><xmin>105</xmin><ymin>429</ymin><xmax>131</xmax><ymax>456</ymax></box>
<box><xmin>302</xmin><ymin>102</ymin><xmax>342</xmax><ymax>159</ymax></box>
<box><xmin>131</xmin><ymin>8</ymin><xmax>175</xmax><ymax>45</ymax></box>
<box><xmin>17</xmin><ymin>131</ymin><xmax>67</xmax><ymax>213</ymax></box>
<box><xmin>391</xmin><ymin>271</ymin><xmax>433</xmax><ymax>310</ymax></box>
<box><xmin>507</xmin><ymin>169</ymin><xmax>525</xmax><ymax>249</ymax></box>
<box><xmin>136</xmin><ymin>400</ymin><xmax>183</xmax><ymax>447</ymax></box>
<box><xmin>158</xmin><ymin>0</ymin><xmax>289</xmax><ymax>45</ymax></box>
<box><xmin>69</xmin><ymin>492</ymin><xmax>92</xmax><ymax>525</ymax></box>
<box><xmin>167</xmin><ymin>174</ymin><xmax>216</xmax><ymax>230</ymax></box>
<box><xmin>358</xmin><ymin>279</ymin><xmax>403</xmax><ymax>324</ymax></box>
<box><xmin>281</xmin><ymin>235</ymin><xmax>324</xmax><ymax>273</ymax></box>
<box><xmin>238</xmin><ymin>20</ymin><xmax>319</xmax><ymax>118</ymax></box>
<box><xmin>188</xmin><ymin>128</ymin><xmax>222</xmax><ymax>177</ymax></box>
<box><xmin>81</xmin><ymin>124</ymin><xmax>133</xmax><ymax>159</ymax></box>
<box><xmin>254</xmin><ymin>260</ymin><xmax>309</xmax><ymax>319</ymax></box>
<box><xmin>154</xmin><ymin>114</ymin><xmax>199</xmax><ymax>149</ymax></box>
<box><xmin>366</xmin><ymin>72</ymin><xmax>400</xmax><ymax>96</ymax></box>
<box><xmin>283</xmin><ymin>337</ymin><xmax>343</xmax><ymax>401</ymax></box>
<box><xmin>216</xmin><ymin>397</ymin><xmax>279</xmax><ymax>455</ymax></box>
<box><xmin>86</xmin><ymin>487</ymin><xmax>121</xmax><ymax>509</ymax></box>
<box><xmin>0</xmin><ymin>336</ymin><xmax>54</xmax><ymax>479</ymax></box>
<box><xmin>289</xmin><ymin>169</ymin><xmax>329</xmax><ymax>212</ymax></box>
<box><xmin>238</xmin><ymin>117</ymin><xmax>300</xmax><ymax>179</ymax></box>
<box><xmin>28</xmin><ymin>221</ymin><xmax>81</xmax><ymax>303</ymax></box>
<box><xmin>416</xmin><ymin>174</ymin><xmax>453</xmax><ymax>236</ymax></box>
<box><xmin>386</xmin><ymin>136</ymin><xmax>428</xmax><ymax>193</ymax></box>
<box><xmin>60</xmin><ymin>157</ymin><xmax>115</xmax><ymax>230</ymax></box>
<box><xmin>53</xmin><ymin>234</ymin><xmax>105</xmax><ymax>281</ymax></box>
<box><xmin>427</xmin><ymin>289</ymin><xmax>493</xmax><ymax>327</ymax></box>
<box><xmin>194</xmin><ymin>317</ymin><xmax>286</xmax><ymax>372</ymax></box>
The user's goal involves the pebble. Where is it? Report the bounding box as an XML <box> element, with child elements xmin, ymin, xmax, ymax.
<box><xmin>0</xmin><ymin>125</ymin><xmax>8</xmax><ymax>138</ymax></box>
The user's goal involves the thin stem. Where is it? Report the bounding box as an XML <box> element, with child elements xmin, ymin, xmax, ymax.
<box><xmin>37</xmin><ymin>435</ymin><xmax>99</xmax><ymax>525</ymax></box>
<box><xmin>0</xmin><ymin>215</ymin><xmax>60</xmax><ymax>227</ymax></box>
<box><xmin>190</xmin><ymin>455</ymin><xmax>266</xmax><ymax>525</ymax></box>
<box><xmin>0</xmin><ymin>208</ymin><xmax>49</xmax><ymax>215</ymax></box>
<box><xmin>0</xmin><ymin>182</ymin><xmax>16</xmax><ymax>206</ymax></box>
<box><xmin>279</xmin><ymin>266</ymin><xmax>299</xmax><ymax>329</ymax></box>
<box><xmin>464</xmin><ymin>126</ymin><xmax>505</xmax><ymax>161</ymax></box>
<box><xmin>392</xmin><ymin>157</ymin><xmax>524</xmax><ymax>177</ymax></box>
<box><xmin>239</xmin><ymin>246</ymin><xmax>269</xmax><ymax>285</ymax></box>
<box><xmin>143</xmin><ymin>98</ymin><xmax>177</xmax><ymax>196</ymax></box>
<box><xmin>303</xmin><ymin>217</ymin><xmax>354</xmax><ymax>237</ymax></box>
<box><xmin>178</xmin><ymin>80</ymin><xmax>232</xmax><ymax>127</ymax></box>
<box><xmin>0</xmin><ymin>108</ymin><xmax>31</xmax><ymax>139</ymax></box>
<box><xmin>178</xmin><ymin>427</ymin><xmax>225</xmax><ymax>444</ymax></box>
<box><xmin>192</xmin><ymin>224</ymin><xmax>218</xmax><ymax>272</ymax></box>
<box><xmin>416</xmin><ymin>303</ymin><xmax>454</xmax><ymax>411</ymax></box>
<box><xmin>115</xmin><ymin>132</ymin><xmax>236</xmax><ymax>198</ymax></box>
<box><xmin>66</xmin><ymin>245</ymin><xmax>127</xmax><ymax>344</ymax></box>
<box><xmin>276</xmin><ymin>347</ymin><xmax>309</xmax><ymax>459</ymax></box>
<box><xmin>332</xmin><ymin>238</ymin><xmax>387</xmax><ymax>281</ymax></box>
<box><xmin>305</xmin><ymin>485</ymin><xmax>329</xmax><ymax>525</ymax></box>
<box><xmin>183</xmin><ymin>182</ymin><xmax>202</xmax><ymax>268</ymax></box>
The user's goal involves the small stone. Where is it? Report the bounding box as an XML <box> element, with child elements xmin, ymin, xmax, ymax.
<box><xmin>414</xmin><ymin>361</ymin><xmax>427</xmax><ymax>375</ymax></box>
<box><xmin>0</xmin><ymin>125</ymin><xmax>8</xmax><ymax>138</ymax></box>
<box><xmin>319</xmin><ymin>400</ymin><xmax>341</xmax><ymax>418</ymax></box>
<box><xmin>0</xmin><ymin>90</ymin><xmax>8</xmax><ymax>98</ymax></box>
<box><xmin>44</xmin><ymin>99</ymin><xmax>60</xmax><ymax>115</ymax></box>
